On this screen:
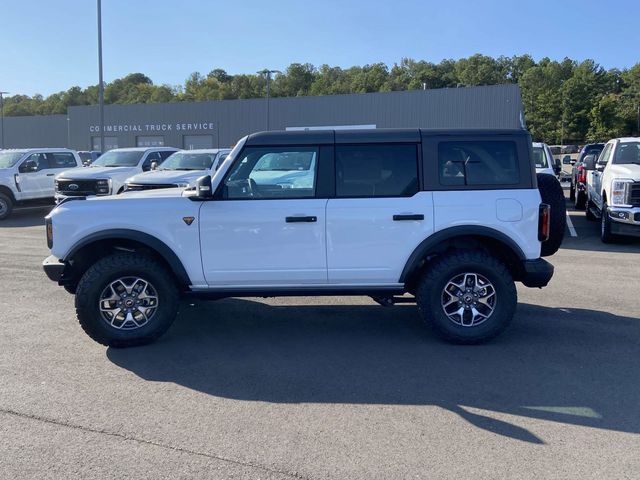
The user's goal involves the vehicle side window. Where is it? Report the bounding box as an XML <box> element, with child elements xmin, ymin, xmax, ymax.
<box><xmin>223</xmin><ymin>146</ymin><xmax>318</xmax><ymax>199</ymax></box>
<box><xmin>18</xmin><ymin>153</ymin><xmax>49</xmax><ymax>173</ymax></box>
<box><xmin>158</xmin><ymin>151</ymin><xmax>174</xmax><ymax>161</ymax></box>
<box><xmin>598</xmin><ymin>144</ymin><xmax>612</xmax><ymax>165</ymax></box>
<box><xmin>335</xmin><ymin>144</ymin><xmax>419</xmax><ymax>198</ymax></box>
<box><xmin>49</xmin><ymin>152</ymin><xmax>77</xmax><ymax>168</ymax></box>
<box><xmin>438</xmin><ymin>141</ymin><xmax>519</xmax><ymax>186</ymax></box>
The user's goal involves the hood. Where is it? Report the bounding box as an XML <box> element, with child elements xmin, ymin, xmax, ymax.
<box><xmin>56</xmin><ymin>166</ymin><xmax>139</xmax><ymax>180</ymax></box>
<box><xmin>86</xmin><ymin>187</ymin><xmax>186</xmax><ymax>201</ymax></box>
<box><xmin>125</xmin><ymin>169</ymin><xmax>207</xmax><ymax>185</ymax></box>
<box><xmin>609</xmin><ymin>164</ymin><xmax>640</xmax><ymax>181</ymax></box>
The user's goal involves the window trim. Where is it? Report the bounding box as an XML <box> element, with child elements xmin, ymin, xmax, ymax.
<box><xmin>214</xmin><ymin>144</ymin><xmax>324</xmax><ymax>201</ymax></box>
<box><xmin>333</xmin><ymin>142</ymin><xmax>422</xmax><ymax>199</ymax></box>
<box><xmin>422</xmin><ymin>132</ymin><xmax>534</xmax><ymax>191</ymax></box>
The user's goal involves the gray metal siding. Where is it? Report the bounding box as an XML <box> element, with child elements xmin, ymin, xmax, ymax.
<box><xmin>3</xmin><ymin>85</ymin><xmax>524</xmax><ymax>150</ymax></box>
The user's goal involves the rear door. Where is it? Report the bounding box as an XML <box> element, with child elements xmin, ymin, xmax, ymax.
<box><xmin>326</xmin><ymin>141</ymin><xmax>433</xmax><ymax>284</ymax></box>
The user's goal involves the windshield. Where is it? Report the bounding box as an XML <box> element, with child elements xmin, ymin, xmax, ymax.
<box><xmin>254</xmin><ymin>152</ymin><xmax>314</xmax><ymax>171</ymax></box>
<box><xmin>532</xmin><ymin>147</ymin><xmax>548</xmax><ymax>168</ymax></box>
<box><xmin>613</xmin><ymin>142</ymin><xmax>640</xmax><ymax>165</ymax></box>
<box><xmin>0</xmin><ymin>151</ymin><xmax>25</xmax><ymax>169</ymax></box>
<box><xmin>91</xmin><ymin>150</ymin><xmax>143</xmax><ymax>167</ymax></box>
<box><xmin>159</xmin><ymin>152</ymin><xmax>216</xmax><ymax>171</ymax></box>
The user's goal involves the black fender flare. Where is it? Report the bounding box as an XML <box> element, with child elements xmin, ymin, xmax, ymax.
<box><xmin>399</xmin><ymin>225</ymin><xmax>527</xmax><ymax>283</ymax></box>
<box><xmin>65</xmin><ymin>229</ymin><xmax>192</xmax><ymax>287</ymax></box>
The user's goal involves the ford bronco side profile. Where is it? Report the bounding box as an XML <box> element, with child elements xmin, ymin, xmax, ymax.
<box><xmin>43</xmin><ymin>129</ymin><xmax>563</xmax><ymax>347</ymax></box>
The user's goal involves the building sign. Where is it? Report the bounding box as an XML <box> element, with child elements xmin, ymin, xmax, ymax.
<box><xmin>89</xmin><ymin>122</ymin><xmax>215</xmax><ymax>133</ymax></box>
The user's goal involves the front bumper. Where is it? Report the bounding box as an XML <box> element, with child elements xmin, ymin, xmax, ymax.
<box><xmin>520</xmin><ymin>258</ymin><xmax>554</xmax><ymax>288</ymax></box>
<box><xmin>43</xmin><ymin>255</ymin><xmax>65</xmax><ymax>282</ymax></box>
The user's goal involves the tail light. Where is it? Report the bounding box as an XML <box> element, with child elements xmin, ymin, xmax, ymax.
<box><xmin>538</xmin><ymin>204</ymin><xmax>550</xmax><ymax>242</ymax></box>
<box><xmin>577</xmin><ymin>165</ymin><xmax>586</xmax><ymax>184</ymax></box>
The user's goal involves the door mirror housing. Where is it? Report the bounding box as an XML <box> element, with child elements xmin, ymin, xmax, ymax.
<box><xmin>191</xmin><ymin>175</ymin><xmax>213</xmax><ymax>200</ymax></box>
<box><xmin>553</xmin><ymin>159</ymin><xmax>562</xmax><ymax>175</ymax></box>
<box><xmin>20</xmin><ymin>160</ymin><xmax>38</xmax><ymax>173</ymax></box>
<box><xmin>150</xmin><ymin>160</ymin><xmax>159</xmax><ymax>171</ymax></box>
<box><xmin>583</xmin><ymin>154</ymin><xmax>596</xmax><ymax>171</ymax></box>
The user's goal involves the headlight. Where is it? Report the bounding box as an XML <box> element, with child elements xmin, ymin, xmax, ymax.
<box><xmin>611</xmin><ymin>179</ymin><xmax>633</xmax><ymax>206</ymax></box>
<box><xmin>96</xmin><ymin>179</ymin><xmax>111</xmax><ymax>195</ymax></box>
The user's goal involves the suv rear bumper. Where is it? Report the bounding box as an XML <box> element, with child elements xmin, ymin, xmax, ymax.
<box><xmin>43</xmin><ymin>255</ymin><xmax>65</xmax><ymax>282</ymax></box>
<box><xmin>520</xmin><ymin>258</ymin><xmax>554</xmax><ymax>288</ymax></box>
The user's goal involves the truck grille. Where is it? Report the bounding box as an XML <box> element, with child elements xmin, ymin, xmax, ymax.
<box><xmin>629</xmin><ymin>183</ymin><xmax>640</xmax><ymax>206</ymax></box>
<box><xmin>125</xmin><ymin>183</ymin><xmax>179</xmax><ymax>192</ymax></box>
<box><xmin>56</xmin><ymin>179</ymin><xmax>98</xmax><ymax>196</ymax></box>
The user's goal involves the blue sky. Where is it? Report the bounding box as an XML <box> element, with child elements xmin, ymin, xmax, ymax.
<box><xmin>1</xmin><ymin>0</ymin><xmax>638</xmax><ymax>97</ymax></box>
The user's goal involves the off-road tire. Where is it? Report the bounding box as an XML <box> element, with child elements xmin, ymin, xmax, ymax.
<box><xmin>0</xmin><ymin>193</ymin><xmax>14</xmax><ymax>220</ymax></box>
<box><xmin>75</xmin><ymin>252</ymin><xmax>179</xmax><ymax>347</ymax></box>
<box><xmin>415</xmin><ymin>250</ymin><xmax>517</xmax><ymax>344</ymax></box>
<box><xmin>537</xmin><ymin>173</ymin><xmax>566</xmax><ymax>257</ymax></box>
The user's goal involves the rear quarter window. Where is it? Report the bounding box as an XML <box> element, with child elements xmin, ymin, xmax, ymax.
<box><xmin>438</xmin><ymin>141</ymin><xmax>519</xmax><ymax>186</ymax></box>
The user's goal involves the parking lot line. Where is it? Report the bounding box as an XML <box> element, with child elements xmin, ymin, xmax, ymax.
<box><xmin>566</xmin><ymin>213</ymin><xmax>577</xmax><ymax>237</ymax></box>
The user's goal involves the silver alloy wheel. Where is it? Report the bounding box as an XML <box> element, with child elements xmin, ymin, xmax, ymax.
<box><xmin>441</xmin><ymin>272</ymin><xmax>496</xmax><ymax>327</ymax></box>
<box><xmin>0</xmin><ymin>198</ymin><xmax>7</xmax><ymax>216</ymax></box>
<box><xmin>99</xmin><ymin>277</ymin><xmax>159</xmax><ymax>330</ymax></box>
<box><xmin>601</xmin><ymin>206</ymin><xmax>606</xmax><ymax>235</ymax></box>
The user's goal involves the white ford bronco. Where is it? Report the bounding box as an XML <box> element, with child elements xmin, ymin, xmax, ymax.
<box><xmin>43</xmin><ymin>129</ymin><xmax>563</xmax><ymax>347</ymax></box>
<box><xmin>54</xmin><ymin>147</ymin><xmax>178</xmax><ymax>201</ymax></box>
<box><xmin>585</xmin><ymin>137</ymin><xmax>640</xmax><ymax>242</ymax></box>
<box><xmin>0</xmin><ymin>148</ymin><xmax>82</xmax><ymax>220</ymax></box>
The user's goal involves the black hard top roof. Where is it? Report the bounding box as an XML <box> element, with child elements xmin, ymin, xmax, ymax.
<box><xmin>245</xmin><ymin>128</ymin><xmax>529</xmax><ymax>146</ymax></box>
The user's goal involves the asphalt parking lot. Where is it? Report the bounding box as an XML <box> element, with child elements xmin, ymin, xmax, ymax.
<box><xmin>1</xmin><ymin>191</ymin><xmax>639</xmax><ymax>479</ymax></box>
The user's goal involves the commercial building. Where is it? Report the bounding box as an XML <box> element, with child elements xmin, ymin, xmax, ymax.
<box><xmin>1</xmin><ymin>84</ymin><xmax>525</xmax><ymax>150</ymax></box>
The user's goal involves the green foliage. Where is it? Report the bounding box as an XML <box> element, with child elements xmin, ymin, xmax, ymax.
<box><xmin>3</xmin><ymin>57</ymin><xmax>640</xmax><ymax>143</ymax></box>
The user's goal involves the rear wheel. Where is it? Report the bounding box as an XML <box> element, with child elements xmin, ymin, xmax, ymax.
<box><xmin>574</xmin><ymin>189</ymin><xmax>586</xmax><ymax>210</ymax></box>
<box><xmin>75</xmin><ymin>252</ymin><xmax>179</xmax><ymax>347</ymax></box>
<box><xmin>415</xmin><ymin>250</ymin><xmax>517</xmax><ymax>344</ymax></box>
<box><xmin>0</xmin><ymin>193</ymin><xmax>14</xmax><ymax>220</ymax></box>
<box><xmin>569</xmin><ymin>182</ymin><xmax>576</xmax><ymax>201</ymax></box>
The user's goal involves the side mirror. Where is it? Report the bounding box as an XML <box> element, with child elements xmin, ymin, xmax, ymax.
<box><xmin>22</xmin><ymin>160</ymin><xmax>38</xmax><ymax>172</ymax></box>
<box><xmin>562</xmin><ymin>158</ymin><xmax>571</xmax><ymax>164</ymax></box>
<box><xmin>83</xmin><ymin>160</ymin><xmax>92</xmax><ymax>167</ymax></box>
<box><xmin>151</xmin><ymin>161</ymin><xmax>158</xmax><ymax>171</ymax></box>
<box><xmin>583</xmin><ymin>155</ymin><xmax>596</xmax><ymax>171</ymax></box>
<box><xmin>193</xmin><ymin>175</ymin><xmax>213</xmax><ymax>200</ymax></box>
<box><xmin>553</xmin><ymin>159</ymin><xmax>562</xmax><ymax>174</ymax></box>
<box><xmin>596</xmin><ymin>162</ymin><xmax>606</xmax><ymax>172</ymax></box>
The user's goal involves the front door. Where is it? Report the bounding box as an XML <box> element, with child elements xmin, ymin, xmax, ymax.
<box><xmin>200</xmin><ymin>145</ymin><xmax>328</xmax><ymax>286</ymax></box>
<box><xmin>17</xmin><ymin>153</ymin><xmax>52</xmax><ymax>199</ymax></box>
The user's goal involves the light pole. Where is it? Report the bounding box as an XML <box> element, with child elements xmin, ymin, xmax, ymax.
<box><xmin>0</xmin><ymin>91</ymin><xmax>8</xmax><ymax>149</ymax></box>
<box><xmin>257</xmin><ymin>69</ymin><xmax>281</xmax><ymax>131</ymax></box>
<box><xmin>97</xmin><ymin>0</ymin><xmax>105</xmax><ymax>152</ymax></box>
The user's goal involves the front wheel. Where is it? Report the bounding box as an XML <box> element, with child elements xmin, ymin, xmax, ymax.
<box><xmin>0</xmin><ymin>193</ymin><xmax>14</xmax><ymax>220</ymax></box>
<box><xmin>600</xmin><ymin>203</ymin><xmax>617</xmax><ymax>244</ymax></box>
<box><xmin>569</xmin><ymin>182</ymin><xmax>576</xmax><ymax>201</ymax></box>
<box><xmin>75</xmin><ymin>252</ymin><xmax>179</xmax><ymax>347</ymax></box>
<box><xmin>415</xmin><ymin>250</ymin><xmax>517</xmax><ymax>344</ymax></box>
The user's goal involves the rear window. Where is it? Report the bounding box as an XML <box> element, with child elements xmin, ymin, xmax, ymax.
<box><xmin>50</xmin><ymin>152</ymin><xmax>77</xmax><ymax>168</ymax></box>
<box><xmin>532</xmin><ymin>146</ymin><xmax>548</xmax><ymax>168</ymax></box>
<box><xmin>438</xmin><ymin>141</ymin><xmax>519</xmax><ymax>186</ymax></box>
<box><xmin>335</xmin><ymin>144</ymin><xmax>419</xmax><ymax>197</ymax></box>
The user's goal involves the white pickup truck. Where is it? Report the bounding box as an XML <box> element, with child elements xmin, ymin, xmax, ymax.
<box><xmin>0</xmin><ymin>148</ymin><xmax>82</xmax><ymax>220</ymax></box>
<box><xmin>585</xmin><ymin>137</ymin><xmax>640</xmax><ymax>242</ymax></box>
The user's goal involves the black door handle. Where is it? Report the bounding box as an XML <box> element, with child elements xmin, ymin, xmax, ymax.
<box><xmin>393</xmin><ymin>214</ymin><xmax>424</xmax><ymax>221</ymax></box>
<box><xmin>286</xmin><ymin>216</ymin><xmax>317</xmax><ymax>223</ymax></box>
<box><xmin>46</xmin><ymin>173</ymin><xmax>55</xmax><ymax>176</ymax></box>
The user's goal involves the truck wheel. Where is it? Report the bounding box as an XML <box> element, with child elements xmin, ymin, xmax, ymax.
<box><xmin>585</xmin><ymin>198</ymin><xmax>597</xmax><ymax>221</ymax></box>
<box><xmin>0</xmin><ymin>193</ymin><xmax>14</xmax><ymax>220</ymax></box>
<box><xmin>600</xmin><ymin>203</ymin><xmax>617</xmax><ymax>244</ymax></box>
<box><xmin>574</xmin><ymin>190</ymin><xmax>586</xmax><ymax>210</ymax></box>
<box><xmin>569</xmin><ymin>182</ymin><xmax>576</xmax><ymax>201</ymax></box>
<box><xmin>415</xmin><ymin>250</ymin><xmax>517</xmax><ymax>344</ymax></box>
<box><xmin>75</xmin><ymin>252</ymin><xmax>179</xmax><ymax>347</ymax></box>
<box><xmin>537</xmin><ymin>173</ymin><xmax>566</xmax><ymax>257</ymax></box>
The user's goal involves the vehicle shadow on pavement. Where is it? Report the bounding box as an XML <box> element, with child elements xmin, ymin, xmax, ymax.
<box><xmin>107</xmin><ymin>300</ymin><xmax>640</xmax><ymax>444</ymax></box>
<box><xmin>0</xmin><ymin>207</ymin><xmax>51</xmax><ymax>228</ymax></box>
